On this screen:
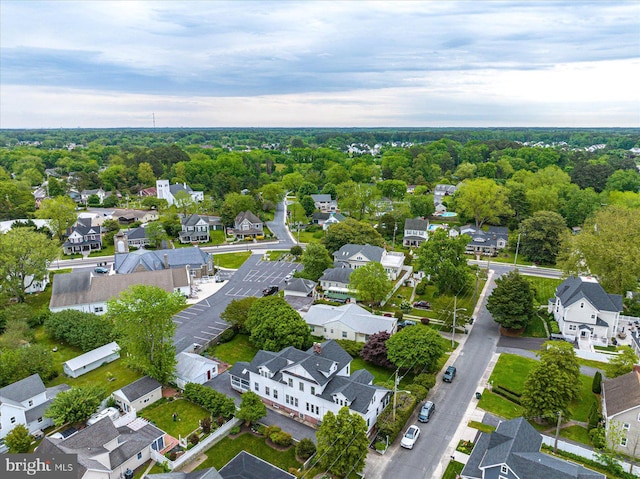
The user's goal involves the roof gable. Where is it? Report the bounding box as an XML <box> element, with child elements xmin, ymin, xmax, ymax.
<box><xmin>117</xmin><ymin>376</ymin><xmax>162</xmax><ymax>402</ymax></box>
<box><xmin>556</xmin><ymin>276</ymin><xmax>623</xmax><ymax>313</ymax></box>
<box><xmin>603</xmin><ymin>370</ymin><xmax>640</xmax><ymax>417</ymax></box>
<box><xmin>0</xmin><ymin>374</ymin><xmax>46</xmax><ymax>403</ymax></box>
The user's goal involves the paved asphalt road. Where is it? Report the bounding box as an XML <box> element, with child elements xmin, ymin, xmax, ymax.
<box><xmin>173</xmin><ymin>254</ymin><xmax>302</xmax><ymax>352</ymax></box>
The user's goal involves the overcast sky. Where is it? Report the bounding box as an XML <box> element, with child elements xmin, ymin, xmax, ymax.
<box><xmin>1</xmin><ymin>1</ymin><xmax>639</xmax><ymax>128</ymax></box>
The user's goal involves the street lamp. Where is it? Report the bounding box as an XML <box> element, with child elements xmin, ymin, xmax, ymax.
<box><xmin>452</xmin><ymin>295</ymin><xmax>467</xmax><ymax>348</ymax></box>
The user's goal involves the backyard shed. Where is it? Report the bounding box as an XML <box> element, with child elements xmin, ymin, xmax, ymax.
<box><xmin>175</xmin><ymin>351</ymin><xmax>219</xmax><ymax>389</ymax></box>
<box><xmin>62</xmin><ymin>341</ymin><xmax>120</xmax><ymax>378</ymax></box>
<box><xmin>112</xmin><ymin>376</ymin><xmax>162</xmax><ymax>413</ymax></box>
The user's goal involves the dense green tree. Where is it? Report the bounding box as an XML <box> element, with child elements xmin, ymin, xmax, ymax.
<box><xmin>323</xmin><ymin>218</ymin><xmax>384</xmax><ymax>254</ymax></box>
<box><xmin>160</xmin><ymin>211</ymin><xmax>182</xmax><ymax>238</ymax></box>
<box><xmin>408</xmin><ymin>194</ymin><xmax>435</xmax><ymax>218</ymax></box>
<box><xmin>386</xmin><ymin>326</ymin><xmax>446</xmax><ymax>373</ymax></box>
<box><xmin>570</xmin><ymin>161</ymin><xmax>614</xmax><ymax>193</ymax></box>
<box><xmin>360</xmin><ymin>331</ymin><xmax>393</xmax><ymax>368</ymax></box>
<box><xmin>0</xmin><ymin>345</ymin><xmax>56</xmax><ymax>387</ymax></box>
<box><xmin>236</xmin><ymin>391</ymin><xmax>267</xmax><ymax>426</ymax></box>
<box><xmin>486</xmin><ymin>270</ymin><xmax>535</xmax><ymax>331</ymax></box>
<box><xmin>0</xmin><ymin>228</ymin><xmax>58</xmax><ymax>302</ymax></box>
<box><xmin>349</xmin><ymin>262</ymin><xmax>392</xmax><ymax>307</ymax></box>
<box><xmin>414</xmin><ymin>229</ymin><xmax>471</xmax><ymax>295</ymax></box>
<box><xmin>521</xmin><ymin>341</ymin><xmax>581</xmax><ymax>421</ymax></box>
<box><xmin>558</xmin><ymin>206</ymin><xmax>640</xmax><ymax>294</ymax></box>
<box><xmin>107</xmin><ymin>285</ymin><xmax>185</xmax><ymax>383</ymax></box>
<box><xmin>299</xmin><ymin>243</ymin><xmax>333</xmax><ymax>281</ymax></box>
<box><xmin>47</xmin><ymin>176</ymin><xmax>68</xmax><ymax>197</ymax></box>
<box><xmin>604</xmin><ymin>346</ymin><xmax>638</xmax><ymax>379</ymax></box>
<box><xmin>184</xmin><ymin>383</ymin><xmax>236</xmax><ymax>418</ymax></box>
<box><xmin>377</xmin><ymin>208</ymin><xmax>411</xmax><ymax>242</ymax></box>
<box><xmin>35</xmin><ymin>196</ymin><xmax>77</xmax><ymax>240</ymax></box>
<box><xmin>518</xmin><ymin>211</ymin><xmax>569</xmax><ymax>265</ymax></box>
<box><xmin>246</xmin><ymin>296</ymin><xmax>311</xmax><ymax>351</ymax></box>
<box><xmin>558</xmin><ymin>185</ymin><xmax>600</xmax><ymax>228</ymax></box>
<box><xmin>300</xmin><ymin>195</ymin><xmax>316</xmax><ymax>217</ymax></box>
<box><xmin>44</xmin><ymin>310</ymin><xmax>115</xmax><ymax>352</ymax></box>
<box><xmin>316</xmin><ymin>407</ymin><xmax>368</xmax><ymax>478</ymax></box>
<box><xmin>321</xmin><ymin>182</ymin><xmax>337</xmax><ymax>199</ymax></box>
<box><xmin>455</xmin><ymin>178</ymin><xmax>512</xmax><ymax>228</ymax></box>
<box><xmin>145</xmin><ymin>221</ymin><xmax>169</xmax><ymax>247</ymax></box>
<box><xmin>260</xmin><ymin>182</ymin><xmax>284</xmax><ymax>207</ymax></box>
<box><xmin>4</xmin><ymin>424</ymin><xmax>32</xmax><ymax>453</ymax></box>
<box><xmin>0</xmin><ymin>177</ymin><xmax>35</xmax><ymax>220</ymax></box>
<box><xmin>336</xmin><ymin>181</ymin><xmax>377</xmax><ymax>220</ymax></box>
<box><xmin>297</xmin><ymin>181</ymin><xmax>318</xmax><ymax>197</ymax></box>
<box><xmin>137</xmin><ymin>162</ymin><xmax>156</xmax><ymax>187</ymax></box>
<box><xmin>606</xmin><ymin>169</ymin><xmax>640</xmax><ymax>193</ymax></box>
<box><xmin>45</xmin><ymin>385</ymin><xmax>106</xmax><ymax>427</ymax></box>
<box><xmin>220</xmin><ymin>192</ymin><xmax>258</xmax><ymax>226</ymax></box>
<box><xmin>0</xmin><ymin>317</ymin><xmax>34</xmax><ymax>350</ymax></box>
<box><xmin>377</xmin><ymin>179</ymin><xmax>407</xmax><ymax>200</ymax></box>
<box><xmin>220</xmin><ymin>297</ymin><xmax>258</xmax><ymax>333</ymax></box>
<box><xmin>141</xmin><ymin>196</ymin><xmax>168</xmax><ymax>210</ymax></box>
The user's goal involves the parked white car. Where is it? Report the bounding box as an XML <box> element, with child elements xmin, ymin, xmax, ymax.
<box><xmin>400</xmin><ymin>425</ymin><xmax>421</xmax><ymax>449</ymax></box>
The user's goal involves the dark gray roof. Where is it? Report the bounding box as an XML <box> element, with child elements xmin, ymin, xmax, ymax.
<box><xmin>169</xmin><ymin>183</ymin><xmax>194</xmax><ymax>195</ymax></box>
<box><xmin>218</xmin><ymin>451</ymin><xmax>296</xmax><ymax>479</ymax></box>
<box><xmin>181</xmin><ymin>214</ymin><xmax>206</xmax><ymax>227</ymax></box>
<box><xmin>310</xmin><ymin>194</ymin><xmax>332</xmax><ymax>202</ymax></box>
<box><xmin>603</xmin><ymin>370</ymin><xmax>640</xmax><ymax>417</ymax></box>
<box><xmin>24</xmin><ymin>383</ymin><xmax>70</xmax><ymax>422</ymax></box>
<box><xmin>234</xmin><ymin>210</ymin><xmax>261</xmax><ymax>225</ymax></box>
<box><xmin>462</xmin><ymin>417</ymin><xmax>605</xmax><ymax>479</ymax></box>
<box><xmin>283</xmin><ymin>278</ymin><xmax>316</xmax><ymax>294</ymax></box>
<box><xmin>126</xmin><ymin>226</ymin><xmax>149</xmax><ymax>240</ymax></box>
<box><xmin>114</xmin><ymin>247</ymin><xmax>210</xmax><ymax>274</ymax></box>
<box><xmin>319</xmin><ymin>267</ymin><xmax>353</xmax><ymax>284</ymax></box>
<box><xmin>117</xmin><ymin>376</ymin><xmax>162</xmax><ymax>402</ymax></box>
<box><xmin>148</xmin><ymin>469</ymin><xmax>223</xmax><ymax>479</ymax></box>
<box><xmin>555</xmin><ymin>276</ymin><xmax>623</xmax><ymax>313</ymax></box>
<box><xmin>404</xmin><ymin>218</ymin><xmax>429</xmax><ymax>231</ymax></box>
<box><xmin>333</xmin><ymin>244</ymin><xmax>384</xmax><ymax>263</ymax></box>
<box><xmin>0</xmin><ymin>373</ymin><xmax>46</xmax><ymax>403</ymax></box>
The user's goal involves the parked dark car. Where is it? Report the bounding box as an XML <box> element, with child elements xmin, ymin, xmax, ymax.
<box><xmin>262</xmin><ymin>285</ymin><xmax>279</xmax><ymax>296</ymax></box>
<box><xmin>443</xmin><ymin>366</ymin><xmax>456</xmax><ymax>382</ymax></box>
<box><xmin>94</xmin><ymin>267</ymin><xmax>109</xmax><ymax>274</ymax></box>
<box><xmin>418</xmin><ymin>401</ymin><xmax>436</xmax><ymax>423</ymax></box>
<box><xmin>413</xmin><ymin>301</ymin><xmax>431</xmax><ymax>309</ymax></box>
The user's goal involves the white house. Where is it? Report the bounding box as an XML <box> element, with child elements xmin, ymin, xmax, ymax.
<box><xmin>175</xmin><ymin>351</ymin><xmax>219</xmax><ymax>390</ymax></box>
<box><xmin>319</xmin><ymin>267</ymin><xmax>354</xmax><ymax>303</ymax></box>
<box><xmin>63</xmin><ymin>218</ymin><xmax>102</xmax><ymax>255</ymax></box>
<box><xmin>461</xmin><ymin>225</ymin><xmax>508</xmax><ymax>256</ymax></box>
<box><xmin>333</xmin><ymin>244</ymin><xmax>405</xmax><ymax>280</ymax></box>
<box><xmin>63</xmin><ymin>342</ymin><xmax>121</xmax><ymax>378</ymax></box>
<box><xmin>156</xmin><ymin>179</ymin><xmax>203</xmax><ymax>206</ymax></box>
<box><xmin>37</xmin><ymin>416</ymin><xmax>165</xmax><ymax>479</ymax></box>
<box><xmin>229</xmin><ymin>340</ymin><xmax>391</xmax><ymax>433</ymax></box>
<box><xmin>303</xmin><ymin>303</ymin><xmax>397</xmax><ymax>342</ymax></box>
<box><xmin>403</xmin><ymin>218</ymin><xmax>430</xmax><ymax>247</ymax></box>
<box><xmin>601</xmin><ymin>368</ymin><xmax>640</xmax><ymax>457</ymax></box>
<box><xmin>0</xmin><ymin>374</ymin><xmax>70</xmax><ymax>439</ymax></box>
<box><xmin>112</xmin><ymin>376</ymin><xmax>162</xmax><ymax>413</ymax></box>
<box><xmin>310</xmin><ymin>194</ymin><xmax>338</xmax><ymax>213</ymax></box>
<box><xmin>49</xmin><ymin>268</ymin><xmax>191</xmax><ymax>315</ymax></box>
<box><xmin>230</xmin><ymin>211</ymin><xmax>264</xmax><ymax>239</ymax></box>
<box><xmin>312</xmin><ymin>212</ymin><xmax>345</xmax><ymax>230</ymax></box>
<box><xmin>548</xmin><ymin>276</ymin><xmax>623</xmax><ymax>347</ymax></box>
<box><xmin>178</xmin><ymin>214</ymin><xmax>210</xmax><ymax>243</ymax></box>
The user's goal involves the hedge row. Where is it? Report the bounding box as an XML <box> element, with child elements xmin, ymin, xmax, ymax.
<box><xmin>493</xmin><ymin>385</ymin><xmax>522</xmax><ymax>405</ymax></box>
<box><xmin>375</xmin><ymin>391</ymin><xmax>418</xmax><ymax>444</ymax></box>
<box><xmin>549</xmin><ymin>320</ymin><xmax>560</xmax><ymax>334</ymax></box>
<box><xmin>183</xmin><ymin>383</ymin><xmax>236</xmax><ymax>418</ymax></box>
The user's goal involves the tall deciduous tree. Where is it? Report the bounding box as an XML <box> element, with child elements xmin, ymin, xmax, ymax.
<box><xmin>558</xmin><ymin>205</ymin><xmax>640</xmax><ymax>294</ymax></box>
<box><xmin>45</xmin><ymin>385</ymin><xmax>106</xmax><ymax>427</ymax></box>
<box><xmin>107</xmin><ymin>285</ymin><xmax>185</xmax><ymax>383</ymax></box>
<box><xmin>35</xmin><ymin>196</ymin><xmax>77</xmax><ymax>240</ymax></box>
<box><xmin>316</xmin><ymin>407</ymin><xmax>369</xmax><ymax>478</ymax></box>
<box><xmin>236</xmin><ymin>391</ymin><xmax>267</xmax><ymax>426</ymax></box>
<box><xmin>408</xmin><ymin>194</ymin><xmax>435</xmax><ymax>218</ymax></box>
<box><xmin>487</xmin><ymin>270</ymin><xmax>535</xmax><ymax>331</ymax></box>
<box><xmin>521</xmin><ymin>341</ymin><xmax>581</xmax><ymax>421</ymax></box>
<box><xmin>360</xmin><ymin>331</ymin><xmax>393</xmax><ymax>368</ymax></box>
<box><xmin>323</xmin><ymin>218</ymin><xmax>384</xmax><ymax>254</ymax></box>
<box><xmin>336</xmin><ymin>181</ymin><xmax>377</xmax><ymax>220</ymax></box>
<box><xmin>604</xmin><ymin>346</ymin><xmax>638</xmax><ymax>379</ymax></box>
<box><xmin>44</xmin><ymin>310</ymin><xmax>114</xmax><ymax>352</ymax></box>
<box><xmin>414</xmin><ymin>229</ymin><xmax>471</xmax><ymax>295</ymax></box>
<box><xmin>220</xmin><ymin>297</ymin><xmax>258</xmax><ymax>333</ymax></box>
<box><xmin>0</xmin><ymin>228</ymin><xmax>58</xmax><ymax>302</ymax></box>
<box><xmin>4</xmin><ymin>424</ymin><xmax>32</xmax><ymax>453</ymax></box>
<box><xmin>0</xmin><ymin>345</ymin><xmax>56</xmax><ymax>387</ymax></box>
<box><xmin>246</xmin><ymin>296</ymin><xmax>311</xmax><ymax>351</ymax></box>
<box><xmin>519</xmin><ymin>211</ymin><xmax>569</xmax><ymax>265</ymax></box>
<box><xmin>220</xmin><ymin>192</ymin><xmax>258</xmax><ymax>227</ymax></box>
<box><xmin>300</xmin><ymin>243</ymin><xmax>333</xmax><ymax>281</ymax></box>
<box><xmin>455</xmin><ymin>178</ymin><xmax>512</xmax><ymax>228</ymax></box>
<box><xmin>145</xmin><ymin>221</ymin><xmax>169</xmax><ymax>248</ymax></box>
<box><xmin>386</xmin><ymin>326</ymin><xmax>446</xmax><ymax>373</ymax></box>
<box><xmin>349</xmin><ymin>262</ymin><xmax>392</xmax><ymax>307</ymax></box>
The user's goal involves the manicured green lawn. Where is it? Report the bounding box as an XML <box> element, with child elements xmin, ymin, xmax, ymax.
<box><xmin>523</xmin><ymin>313</ymin><xmax>548</xmax><ymax>338</ymax></box>
<box><xmin>526</xmin><ymin>277</ymin><xmax>562</xmax><ymax>306</ymax></box>
<box><xmin>89</xmin><ymin>243</ymin><xmax>115</xmax><ymax>257</ymax></box>
<box><xmin>576</xmin><ymin>358</ymin><xmax>608</xmax><ymax>371</ymax></box>
<box><xmin>213</xmin><ymin>252</ymin><xmax>251</xmax><ymax>269</ymax></box>
<box><xmin>196</xmin><ymin>432</ymin><xmax>302</xmax><ymax>472</ymax></box>
<box><xmin>139</xmin><ymin>399</ymin><xmax>209</xmax><ymax>438</ymax></box>
<box><xmin>559</xmin><ymin>425</ymin><xmax>591</xmax><ymax>446</ymax></box>
<box><xmin>468</xmin><ymin>420</ymin><xmax>496</xmax><ymax>433</ymax></box>
<box><xmin>442</xmin><ymin>460</ymin><xmax>465</xmax><ymax>479</ymax></box>
<box><xmin>297</xmin><ymin>230</ymin><xmax>323</xmax><ymax>244</ymax></box>
<box><xmin>266</xmin><ymin>250</ymin><xmax>289</xmax><ymax>261</ymax></box>
<box><xmin>412</xmin><ymin>281</ymin><xmax>483</xmax><ymax>325</ymax></box>
<box><xmin>350</xmin><ymin>357</ymin><xmax>395</xmax><ymax>386</ymax></box>
<box><xmin>477</xmin><ymin>390</ymin><xmax>524</xmax><ymax>419</ymax></box>
<box><xmin>568</xmin><ymin>375</ymin><xmax>598</xmax><ymax>423</ymax></box>
<box><xmin>213</xmin><ymin>334</ymin><xmax>259</xmax><ymax>365</ymax></box>
<box><xmin>489</xmin><ymin>353</ymin><xmax>536</xmax><ymax>395</ymax></box>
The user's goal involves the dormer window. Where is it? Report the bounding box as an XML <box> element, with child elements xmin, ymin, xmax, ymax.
<box><xmin>580</xmin><ymin>302</ymin><xmax>584</xmax><ymax>308</ymax></box>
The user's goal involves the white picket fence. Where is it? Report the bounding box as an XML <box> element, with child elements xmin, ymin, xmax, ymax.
<box><xmin>540</xmin><ymin>435</ymin><xmax>639</xmax><ymax>475</ymax></box>
<box><xmin>151</xmin><ymin>417</ymin><xmax>241</xmax><ymax>471</ymax></box>
<box><xmin>574</xmin><ymin>349</ymin><xmax>614</xmax><ymax>363</ymax></box>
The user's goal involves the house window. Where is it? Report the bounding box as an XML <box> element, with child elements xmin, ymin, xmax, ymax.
<box><xmin>311</xmin><ymin>386</ymin><xmax>316</xmax><ymax>395</ymax></box>
<box><xmin>137</xmin><ymin>452</ymin><xmax>142</xmax><ymax>460</ymax></box>
<box><xmin>621</xmin><ymin>437</ymin><xmax>628</xmax><ymax>447</ymax></box>
<box><xmin>580</xmin><ymin>302</ymin><xmax>584</xmax><ymax>308</ymax></box>
<box><xmin>591</xmin><ymin>314</ymin><xmax>595</xmax><ymax>319</ymax></box>
<box><xmin>569</xmin><ymin>324</ymin><xmax>577</xmax><ymax>331</ymax></box>
<box><xmin>265</xmin><ymin>386</ymin><xmax>270</xmax><ymax>396</ymax></box>
<box><xmin>342</xmin><ymin>331</ymin><xmax>347</xmax><ymax>338</ymax></box>
<box><xmin>28</xmin><ymin>400</ymin><xmax>33</xmax><ymax>406</ymax></box>
<box><xmin>623</xmin><ymin>423</ymin><xmax>630</xmax><ymax>431</ymax></box>
<box><xmin>501</xmin><ymin>465</ymin><xmax>508</xmax><ymax>474</ymax></box>
<box><xmin>294</xmin><ymin>397</ymin><xmax>299</xmax><ymax>407</ymax></box>
<box><xmin>11</xmin><ymin>417</ymin><xmax>16</xmax><ymax>424</ymax></box>
<box><xmin>38</xmin><ymin>417</ymin><xmax>43</xmax><ymax>423</ymax></box>
<box><xmin>94</xmin><ymin>306</ymin><xmax>104</xmax><ymax>313</ymax></box>
<box><xmin>330</xmin><ymin>329</ymin><xmax>334</xmax><ymax>334</ymax></box>
<box><xmin>254</xmin><ymin>382</ymin><xmax>259</xmax><ymax>392</ymax></box>
<box><xmin>273</xmin><ymin>390</ymin><xmax>278</xmax><ymax>399</ymax></box>
<box><xmin>288</xmin><ymin>378</ymin><xmax>293</xmax><ymax>387</ymax></box>
<box><xmin>299</xmin><ymin>382</ymin><xmax>304</xmax><ymax>392</ymax></box>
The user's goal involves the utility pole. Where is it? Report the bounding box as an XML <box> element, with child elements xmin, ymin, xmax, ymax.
<box><xmin>514</xmin><ymin>232</ymin><xmax>521</xmax><ymax>266</ymax></box>
<box><xmin>392</xmin><ymin>221</ymin><xmax>397</xmax><ymax>250</ymax></box>
<box><xmin>392</xmin><ymin>369</ymin><xmax>399</xmax><ymax>422</ymax></box>
<box><xmin>452</xmin><ymin>296</ymin><xmax>467</xmax><ymax>348</ymax></box>
<box><xmin>554</xmin><ymin>410</ymin><xmax>563</xmax><ymax>452</ymax></box>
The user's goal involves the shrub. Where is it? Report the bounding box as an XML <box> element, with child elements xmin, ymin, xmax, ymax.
<box><xmin>169</xmin><ymin>451</ymin><xmax>178</xmax><ymax>461</ymax></box>
<box><xmin>336</xmin><ymin>339</ymin><xmax>364</xmax><ymax>358</ymax></box>
<box><xmin>200</xmin><ymin>416</ymin><xmax>212</xmax><ymax>434</ymax></box>
<box><xmin>290</xmin><ymin>245</ymin><xmax>303</xmax><ymax>257</ymax></box>
<box><xmin>305</xmin><ymin>224</ymin><xmax>321</xmax><ymax>233</ymax></box>
<box><xmin>218</xmin><ymin>327</ymin><xmax>237</xmax><ymax>343</ymax></box>
<box><xmin>189</xmin><ymin>433</ymin><xmax>200</xmax><ymax>445</ymax></box>
<box><xmin>375</xmin><ymin>441</ymin><xmax>386</xmax><ymax>451</ymax></box>
<box><xmin>296</xmin><ymin>438</ymin><xmax>316</xmax><ymax>460</ymax></box>
<box><xmin>549</xmin><ymin>320</ymin><xmax>560</xmax><ymax>334</ymax></box>
<box><xmin>414</xmin><ymin>373</ymin><xmax>436</xmax><ymax>391</ymax></box>
<box><xmin>420</xmin><ymin>317</ymin><xmax>430</xmax><ymax>325</ymax></box>
<box><xmin>415</xmin><ymin>280</ymin><xmax>426</xmax><ymax>296</ymax></box>
<box><xmin>184</xmin><ymin>383</ymin><xmax>236</xmax><ymax>418</ymax></box>
<box><xmin>265</xmin><ymin>425</ymin><xmax>281</xmax><ymax>438</ymax></box>
<box><xmin>589</xmin><ymin>426</ymin><xmax>606</xmax><ymax>449</ymax></box>
<box><xmin>588</xmin><ymin>402</ymin><xmax>602</xmax><ymax>430</ymax></box>
<box><xmin>270</xmin><ymin>431</ymin><xmax>293</xmax><ymax>447</ymax></box>
<box><xmin>394</xmin><ymin>311</ymin><xmax>403</xmax><ymax>320</ymax></box>
<box><xmin>493</xmin><ymin>385</ymin><xmax>522</xmax><ymax>405</ymax></box>
<box><xmin>375</xmin><ymin>391</ymin><xmax>417</xmax><ymax>443</ymax></box>
<box><xmin>230</xmin><ymin>425</ymin><xmax>241</xmax><ymax>435</ymax></box>
<box><xmin>592</xmin><ymin>371</ymin><xmax>602</xmax><ymax>394</ymax></box>
<box><xmin>404</xmin><ymin>384</ymin><xmax>428</xmax><ymax>401</ymax></box>
<box><xmin>256</xmin><ymin>424</ymin><xmax>266</xmax><ymax>435</ymax></box>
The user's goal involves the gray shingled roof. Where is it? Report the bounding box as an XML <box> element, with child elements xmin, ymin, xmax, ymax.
<box><xmin>602</xmin><ymin>370</ymin><xmax>640</xmax><ymax>418</ymax></box>
<box><xmin>0</xmin><ymin>373</ymin><xmax>46</xmax><ymax>404</ymax></box>
<box><xmin>404</xmin><ymin>218</ymin><xmax>429</xmax><ymax>231</ymax></box>
<box><xmin>114</xmin><ymin>247</ymin><xmax>210</xmax><ymax>274</ymax></box>
<box><xmin>126</xmin><ymin>226</ymin><xmax>149</xmax><ymax>240</ymax></box>
<box><xmin>169</xmin><ymin>183</ymin><xmax>194</xmax><ymax>195</ymax></box>
<box><xmin>319</xmin><ymin>267</ymin><xmax>353</xmax><ymax>284</ymax></box>
<box><xmin>181</xmin><ymin>214</ymin><xmax>206</xmax><ymax>227</ymax></box>
<box><xmin>117</xmin><ymin>376</ymin><xmax>162</xmax><ymax>402</ymax></box>
<box><xmin>461</xmin><ymin>417</ymin><xmax>605</xmax><ymax>479</ymax></box>
<box><xmin>218</xmin><ymin>450</ymin><xmax>296</xmax><ymax>479</ymax></box>
<box><xmin>176</xmin><ymin>352</ymin><xmax>217</xmax><ymax>382</ymax></box>
<box><xmin>283</xmin><ymin>278</ymin><xmax>316</xmax><ymax>294</ymax></box>
<box><xmin>310</xmin><ymin>194</ymin><xmax>331</xmax><ymax>202</ymax></box>
<box><xmin>333</xmin><ymin>244</ymin><xmax>384</xmax><ymax>264</ymax></box>
<box><xmin>234</xmin><ymin>210</ymin><xmax>261</xmax><ymax>225</ymax></box>
<box><xmin>304</xmin><ymin>303</ymin><xmax>396</xmax><ymax>336</ymax></box>
<box><xmin>148</xmin><ymin>469</ymin><xmax>223</xmax><ymax>479</ymax></box>
<box><xmin>555</xmin><ymin>276</ymin><xmax>623</xmax><ymax>313</ymax></box>
<box><xmin>64</xmin><ymin>342</ymin><xmax>120</xmax><ymax>372</ymax></box>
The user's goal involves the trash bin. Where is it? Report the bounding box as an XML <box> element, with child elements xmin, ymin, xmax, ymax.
<box><xmin>475</xmin><ymin>392</ymin><xmax>482</xmax><ymax>400</ymax></box>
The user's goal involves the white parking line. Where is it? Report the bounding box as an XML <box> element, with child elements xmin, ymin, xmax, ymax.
<box><xmin>181</xmin><ymin>310</ymin><xmax>197</xmax><ymax>315</ymax></box>
<box><xmin>195</xmin><ymin>336</ymin><xmax>211</xmax><ymax>342</ymax></box>
<box><xmin>199</xmin><ymin>331</ymin><xmax>216</xmax><ymax>336</ymax></box>
<box><xmin>173</xmin><ymin>320</ymin><xmax>183</xmax><ymax>324</ymax></box>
